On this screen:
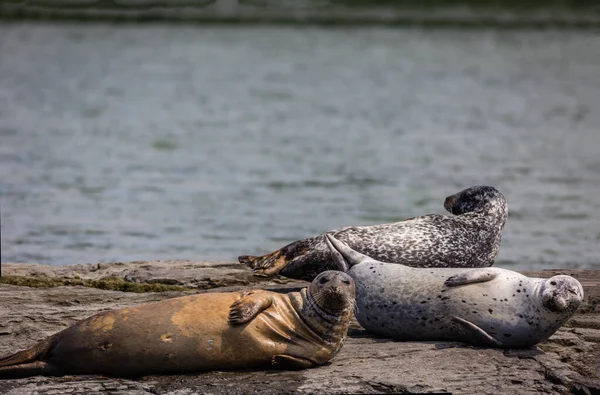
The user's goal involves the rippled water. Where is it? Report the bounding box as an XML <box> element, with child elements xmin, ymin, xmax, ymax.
<box><xmin>0</xmin><ymin>24</ymin><xmax>599</xmax><ymax>269</ymax></box>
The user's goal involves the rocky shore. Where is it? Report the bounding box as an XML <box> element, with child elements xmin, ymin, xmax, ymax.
<box><xmin>0</xmin><ymin>261</ymin><xmax>598</xmax><ymax>395</ymax></box>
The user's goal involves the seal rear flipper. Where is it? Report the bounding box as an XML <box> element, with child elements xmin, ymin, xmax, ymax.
<box><xmin>271</xmin><ymin>355</ymin><xmax>315</xmax><ymax>370</ymax></box>
<box><xmin>324</xmin><ymin>235</ymin><xmax>350</xmax><ymax>272</ymax></box>
<box><xmin>228</xmin><ymin>291</ymin><xmax>274</xmax><ymax>325</ymax></box>
<box><xmin>0</xmin><ymin>361</ymin><xmax>60</xmax><ymax>379</ymax></box>
<box><xmin>451</xmin><ymin>316</ymin><xmax>502</xmax><ymax>347</ymax></box>
<box><xmin>444</xmin><ymin>268</ymin><xmax>500</xmax><ymax>287</ymax></box>
<box><xmin>238</xmin><ymin>255</ymin><xmax>258</xmax><ymax>265</ymax></box>
<box><xmin>324</xmin><ymin>234</ymin><xmax>372</xmax><ymax>267</ymax></box>
<box><xmin>240</xmin><ymin>249</ymin><xmax>289</xmax><ymax>277</ymax></box>
<box><xmin>0</xmin><ymin>336</ymin><xmax>55</xmax><ymax>368</ymax></box>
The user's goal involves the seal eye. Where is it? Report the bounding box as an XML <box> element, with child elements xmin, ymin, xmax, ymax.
<box><xmin>550</xmin><ymin>281</ymin><xmax>557</xmax><ymax>286</ymax></box>
<box><xmin>319</xmin><ymin>277</ymin><xmax>329</xmax><ymax>284</ymax></box>
<box><xmin>342</xmin><ymin>279</ymin><xmax>351</xmax><ymax>285</ymax></box>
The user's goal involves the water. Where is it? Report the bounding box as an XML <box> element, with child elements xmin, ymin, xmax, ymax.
<box><xmin>0</xmin><ymin>24</ymin><xmax>599</xmax><ymax>269</ymax></box>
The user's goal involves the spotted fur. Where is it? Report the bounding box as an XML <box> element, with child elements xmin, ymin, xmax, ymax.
<box><xmin>240</xmin><ymin>186</ymin><xmax>508</xmax><ymax>281</ymax></box>
<box><xmin>327</xmin><ymin>236</ymin><xmax>584</xmax><ymax>349</ymax></box>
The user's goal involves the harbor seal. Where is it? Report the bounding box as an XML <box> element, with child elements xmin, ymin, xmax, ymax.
<box><xmin>240</xmin><ymin>185</ymin><xmax>507</xmax><ymax>281</ymax></box>
<box><xmin>325</xmin><ymin>234</ymin><xmax>584</xmax><ymax>349</ymax></box>
<box><xmin>0</xmin><ymin>271</ymin><xmax>355</xmax><ymax>378</ymax></box>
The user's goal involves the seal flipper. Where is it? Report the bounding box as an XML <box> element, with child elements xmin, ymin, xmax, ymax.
<box><xmin>324</xmin><ymin>234</ymin><xmax>371</xmax><ymax>267</ymax></box>
<box><xmin>271</xmin><ymin>355</ymin><xmax>315</xmax><ymax>370</ymax></box>
<box><xmin>0</xmin><ymin>335</ymin><xmax>61</xmax><ymax>379</ymax></box>
<box><xmin>324</xmin><ymin>235</ymin><xmax>349</xmax><ymax>272</ymax></box>
<box><xmin>451</xmin><ymin>316</ymin><xmax>503</xmax><ymax>347</ymax></box>
<box><xmin>228</xmin><ymin>291</ymin><xmax>274</xmax><ymax>325</ymax></box>
<box><xmin>444</xmin><ymin>268</ymin><xmax>500</xmax><ymax>287</ymax></box>
<box><xmin>238</xmin><ymin>255</ymin><xmax>258</xmax><ymax>265</ymax></box>
<box><xmin>0</xmin><ymin>361</ymin><xmax>60</xmax><ymax>379</ymax></box>
<box><xmin>239</xmin><ymin>249</ymin><xmax>288</xmax><ymax>276</ymax></box>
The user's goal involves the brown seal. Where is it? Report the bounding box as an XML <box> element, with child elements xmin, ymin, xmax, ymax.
<box><xmin>0</xmin><ymin>271</ymin><xmax>355</xmax><ymax>378</ymax></box>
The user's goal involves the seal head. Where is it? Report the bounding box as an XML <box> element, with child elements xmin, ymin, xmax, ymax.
<box><xmin>541</xmin><ymin>275</ymin><xmax>584</xmax><ymax>313</ymax></box>
<box><xmin>308</xmin><ymin>271</ymin><xmax>355</xmax><ymax>313</ymax></box>
<box><xmin>444</xmin><ymin>185</ymin><xmax>507</xmax><ymax>221</ymax></box>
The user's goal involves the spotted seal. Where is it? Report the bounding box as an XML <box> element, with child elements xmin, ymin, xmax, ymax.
<box><xmin>240</xmin><ymin>185</ymin><xmax>508</xmax><ymax>281</ymax></box>
<box><xmin>325</xmin><ymin>234</ymin><xmax>583</xmax><ymax>349</ymax></box>
<box><xmin>0</xmin><ymin>271</ymin><xmax>355</xmax><ymax>378</ymax></box>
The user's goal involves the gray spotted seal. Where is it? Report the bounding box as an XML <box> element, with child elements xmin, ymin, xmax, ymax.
<box><xmin>0</xmin><ymin>271</ymin><xmax>355</xmax><ymax>378</ymax></box>
<box><xmin>325</xmin><ymin>234</ymin><xmax>583</xmax><ymax>349</ymax></box>
<box><xmin>240</xmin><ymin>185</ymin><xmax>508</xmax><ymax>281</ymax></box>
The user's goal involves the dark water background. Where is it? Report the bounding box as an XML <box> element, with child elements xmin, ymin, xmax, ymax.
<box><xmin>0</xmin><ymin>23</ymin><xmax>599</xmax><ymax>269</ymax></box>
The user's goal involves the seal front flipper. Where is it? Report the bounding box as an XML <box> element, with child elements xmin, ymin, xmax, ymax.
<box><xmin>228</xmin><ymin>291</ymin><xmax>274</xmax><ymax>325</ymax></box>
<box><xmin>444</xmin><ymin>268</ymin><xmax>500</xmax><ymax>287</ymax></box>
<box><xmin>451</xmin><ymin>316</ymin><xmax>502</xmax><ymax>347</ymax></box>
<box><xmin>271</xmin><ymin>355</ymin><xmax>315</xmax><ymax>370</ymax></box>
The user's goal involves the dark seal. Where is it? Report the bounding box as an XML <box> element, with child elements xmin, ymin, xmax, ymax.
<box><xmin>240</xmin><ymin>185</ymin><xmax>508</xmax><ymax>281</ymax></box>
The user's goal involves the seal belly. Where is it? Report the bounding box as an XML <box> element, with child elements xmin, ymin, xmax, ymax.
<box><xmin>243</xmin><ymin>296</ymin><xmax>334</xmax><ymax>366</ymax></box>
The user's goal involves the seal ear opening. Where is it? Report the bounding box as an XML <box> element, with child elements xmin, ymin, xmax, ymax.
<box><xmin>324</xmin><ymin>234</ymin><xmax>371</xmax><ymax>269</ymax></box>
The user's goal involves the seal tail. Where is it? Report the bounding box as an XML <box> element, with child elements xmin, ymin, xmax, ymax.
<box><xmin>0</xmin><ymin>336</ymin><xmax>56</xmax><ymax>379</ymax></box>
<box><xmin>324</xmin><ymin>234</ymin><xmax>371</xmax><ymax>270</ymax></box>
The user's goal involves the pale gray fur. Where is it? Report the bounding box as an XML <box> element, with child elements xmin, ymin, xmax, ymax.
<box><xmin>326</xmin><ymin>235</ymin><xmax>584</xmax><ymax>349</ymax></box>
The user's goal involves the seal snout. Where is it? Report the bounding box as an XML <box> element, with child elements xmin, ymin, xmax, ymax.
<box><xmin>444</xmin><ymin>195</ymin><xmax>457</xmax><ymax>213</ymax></box>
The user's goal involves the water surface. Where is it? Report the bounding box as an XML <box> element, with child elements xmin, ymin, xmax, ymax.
<box><xmin>1</xmin><ymin>24</ymin><xmax>599</xmax><ymax>269</ymax></box>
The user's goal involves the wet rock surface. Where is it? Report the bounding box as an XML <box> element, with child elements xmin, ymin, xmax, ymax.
<box><xmin>0</xmin><ymin>261</ymin><xmax>598</xmax><ymax>394</ymax></box>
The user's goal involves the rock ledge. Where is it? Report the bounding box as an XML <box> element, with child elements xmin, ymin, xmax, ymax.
<box><xmin>0</xmin><ymin>261</ymin><xmax>598</xmax><ymax>395</ymax></box>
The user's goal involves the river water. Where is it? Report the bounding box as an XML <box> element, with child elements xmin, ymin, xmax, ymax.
<box><xmin>0</xmin><ymin>24</ymin><xmax>599</xmax><ymax>269</ymax></box>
